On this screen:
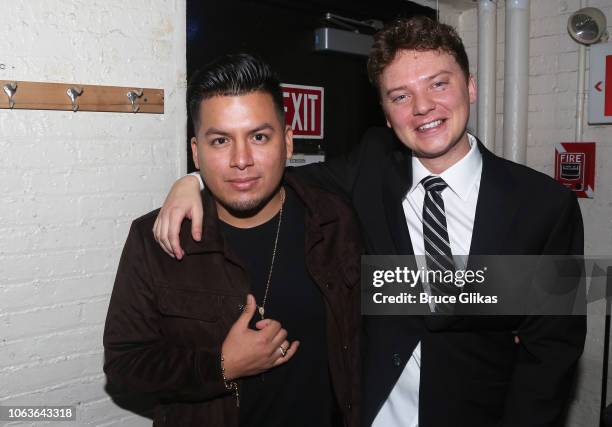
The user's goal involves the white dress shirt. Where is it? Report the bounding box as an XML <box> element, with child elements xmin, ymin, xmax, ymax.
<box><xmin>372</xmin><ymin>134</ymin><xmax>483</xmax><ymax>427</ymax></box>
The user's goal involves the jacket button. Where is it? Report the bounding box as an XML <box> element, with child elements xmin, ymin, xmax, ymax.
<box><xmin>393</xmin><ymin>353</ymin><xmax>402</xmax><ymax>367</ymax></box>
<box><xmin>343</xmin><ymin>344</ymin><xmax>349</xmax><ymax>351</ymax></box>
<box><xmin>346</xmin><ymin>401</ymin><xmax>352</xmax><ymax>410</ymax></box>
<box><xmin>326</xmin><ymin>282</ymin><xmax>332</xmax><ymax>289</ymax></box>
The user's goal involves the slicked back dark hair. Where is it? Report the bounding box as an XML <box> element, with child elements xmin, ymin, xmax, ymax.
<box><xmin>188</xmin><ymin>53</ymin><xmax>285</xmax><ymax>133</ymax></box>
<box><xmin>368</xmin><ymin>16</ymin><xmax>470</xmax><ymax>91</ymax></box>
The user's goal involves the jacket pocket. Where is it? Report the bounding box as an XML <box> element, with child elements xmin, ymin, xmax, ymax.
<box><xmin>157</xmin><ymin>287</ymin><xmax>222</xmax><ymax>322</ymax></box>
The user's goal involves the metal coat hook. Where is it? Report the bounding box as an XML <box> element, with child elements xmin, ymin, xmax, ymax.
<box><xmin>3</xmin><ymin>82</ymin><xmax>17</xmax><ymax>109</ymax></box>
<box><xmin>66</xmin><ymin>87</ymin><xmax>83</xmax><ymax>112</ymax></box>
<box><xmin>0</xmin><ymin>81</ymin><xmax>163</xmax><ymax>113</ymax></box>
<box><xmin>127</xmin><ymin>89</ymin><xmax>144</xmax><ymax>113</ymax></box>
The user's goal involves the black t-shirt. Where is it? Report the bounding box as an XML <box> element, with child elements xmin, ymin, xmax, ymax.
<box><xmin>220</xmin><ymin>187</ymin><xmax>337</xmax><ymax>427</ymax></box>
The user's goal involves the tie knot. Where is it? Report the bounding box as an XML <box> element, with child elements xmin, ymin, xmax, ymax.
<box><xmin>421</xmin><ymin>175</ymin><xmax>448</xmax><ymax>193</ymax></box>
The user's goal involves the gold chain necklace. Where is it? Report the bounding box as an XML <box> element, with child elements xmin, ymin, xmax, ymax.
<box><xmin>257</xmin><ymin>188</ymin><xmax>285</xmax><ymax>320</ymax></box>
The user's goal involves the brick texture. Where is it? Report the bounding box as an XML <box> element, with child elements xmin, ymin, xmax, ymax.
<box><xmin>0</xmin><ymin>1</ymin><xmax>186</xmax><ymax>425</ymax></box>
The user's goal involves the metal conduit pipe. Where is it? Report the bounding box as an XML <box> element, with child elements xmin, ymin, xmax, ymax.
<box><xmin>477</xmin><ymin>0</ymin><xmax>498</xmax><ymax>152</ymax></box>
<box><xmin>575</xmin><ymin>0</ymin><xmax>587</xmax><ymax>142</ymax></box>
<box><xmin>576</xmin><ymin>44</ymin><xmax>587</xmax><ymax>141</ymax></box>
<box><xmin>503</xmin><ymin>0</ymin><xmax>530</xmax><ymax>163</ymax></box>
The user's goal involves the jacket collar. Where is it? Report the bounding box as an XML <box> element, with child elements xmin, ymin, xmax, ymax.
<box><xmin>181</xmin><ymin>173</ymin><xmax>339</xmax><ymax>256</ymax></box>
<box><xmin>181</xmin><ymin>187</ymin><xmax>225</xmax><ymax>255</ymax></box>
<box><xmin>284</xmin><ymin>171</ymin><xmax>339</xmax><ymax>226</ymax></box>
<box><xmin>468</xmin><ymin>139</ymin><xmax>519</xmax><ymax>255</ymax></box>
<box><xmin>382</xmin><ymin>132</ymin><xmax>415</xmax><ymax>255</ymax></box>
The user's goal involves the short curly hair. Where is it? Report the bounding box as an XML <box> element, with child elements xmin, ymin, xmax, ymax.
<box><xmin>367</xmin><ymin>16</ymin><xmax>470</xmax><ymax>90</ymax></box>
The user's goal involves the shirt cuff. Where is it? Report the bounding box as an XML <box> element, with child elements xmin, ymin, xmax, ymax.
<box><xmin>188</xmin><ymin>172</ymin><xmax>205</xmax><ymax>191</ymax></box>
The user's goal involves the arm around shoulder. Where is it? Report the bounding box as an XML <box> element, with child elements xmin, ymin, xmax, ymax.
<box><xmin>153</xmin><ymin>174</ymin><xmax>203</xmax><ymax>259</ymax></box>
<box><xmin>289</xmin><ymin>127</ymin><xmax>390</xmax><ymax>197</ymax></box>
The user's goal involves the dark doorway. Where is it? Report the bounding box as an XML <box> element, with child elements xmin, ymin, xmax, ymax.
<box><xmin>186</xmin><ymin>0</ymin><xmax>435</xmax><ymax>171</ymax></box>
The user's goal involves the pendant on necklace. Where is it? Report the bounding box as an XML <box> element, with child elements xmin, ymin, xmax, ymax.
<box><xmin>258</xmin><ymin>306</ymin><xmax>265</xmax><ymax>319</ymax></box>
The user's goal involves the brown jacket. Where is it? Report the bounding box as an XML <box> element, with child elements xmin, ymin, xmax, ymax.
<box><xmin>103</xmin><ymin>173</ymin><xmax>362</xmax><ymax>427</ymax></box>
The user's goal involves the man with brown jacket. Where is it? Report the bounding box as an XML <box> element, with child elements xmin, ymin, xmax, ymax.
<box><xmin>103</xmin><ymin>54</ymin><xmax>361</xmax><ymax>427</ymax></box>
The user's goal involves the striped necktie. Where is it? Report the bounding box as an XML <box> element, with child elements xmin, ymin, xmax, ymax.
<box><xmin>421</xmin><ymin>175</ymin><xmax>456</xmax><ymax>312</ymax></box>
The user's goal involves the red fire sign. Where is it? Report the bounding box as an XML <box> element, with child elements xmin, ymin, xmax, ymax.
<box><xmin>554</xmin><ymin>142</ymin><xmax>596</xmax><ymax>199</ymax></box>
<box><xmin>281</xmin><ymin>84</ymin><xmax>324</xmax><ymax>139</ymax></box>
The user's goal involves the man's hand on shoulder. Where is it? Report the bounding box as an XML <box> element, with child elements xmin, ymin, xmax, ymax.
<box><xmin>153</xmin><ymin>174</ymin><xmax>203</xmax><ymax>259</ymax></box>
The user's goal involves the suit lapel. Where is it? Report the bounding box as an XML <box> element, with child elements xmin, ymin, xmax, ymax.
<box><xmin>469</xmin><ymin>143</ymin><xmax>519</xmax><ymax>256</ymax></box>
<box><xmin>453</xmin><ymin>143</ymin><xmax>521</xmax><ymax>323</ymax></box>
<box><xmin>382</xmin><ymin>143</ymin><xmax>414</xmax><ymax>255</ymax></box>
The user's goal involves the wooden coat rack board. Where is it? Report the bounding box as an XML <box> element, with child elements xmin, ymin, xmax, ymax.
<box><xmin>0</xmin><ymin>80</ymin><xmax>164</xmax><ymax>114</ymax></box>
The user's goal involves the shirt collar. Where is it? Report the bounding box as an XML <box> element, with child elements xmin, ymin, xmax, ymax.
<box><xmin>407</xmin><ymin>133</ymin><xmax>482</xmax><ymax>201</ymax></box>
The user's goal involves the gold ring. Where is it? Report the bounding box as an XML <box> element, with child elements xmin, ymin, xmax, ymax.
<box><xmin>279</xmin><ymin>346</ymin><xmax>287</xmax><ymax>357</ymax></box>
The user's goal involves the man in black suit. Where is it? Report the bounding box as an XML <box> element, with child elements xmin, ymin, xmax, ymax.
<box><xmin>152</xmin><ymin>16</ymin><xmax>585</xmax><ymax>427</ymax></box>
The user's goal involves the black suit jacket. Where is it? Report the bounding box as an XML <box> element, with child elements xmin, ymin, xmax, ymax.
<box><xmin>292</xmin><ymin>127</ymin><xmax>585</xmax><ymax>427</ymax></box>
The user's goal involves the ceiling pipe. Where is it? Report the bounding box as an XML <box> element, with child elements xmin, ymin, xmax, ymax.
<box><xmin>503</xmin><ymin>0</ymin><xmax>530</xmax><ymax>164</ymax></box>
<box><xmin>477</xmin><ymin>0</ymin><xmax>497</xmax><ymax>152</ymax></box>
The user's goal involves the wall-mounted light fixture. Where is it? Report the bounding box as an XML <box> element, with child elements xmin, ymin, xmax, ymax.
<box><xmin>567</xmin><ymin>7</ymin><xmax>608</xmax><ymax>45</ymax></box>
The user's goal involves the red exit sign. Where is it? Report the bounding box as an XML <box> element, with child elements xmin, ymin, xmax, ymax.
<box><xmin>281</xmin><ymin>84</ymin><xmax>324</xmax><ymax>139</ymax></box>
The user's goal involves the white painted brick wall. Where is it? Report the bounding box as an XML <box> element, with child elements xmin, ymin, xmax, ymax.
<box><xmin>0</xmin><ymin>1</ymin><xmax>186</xmax><ymax>426</ymax></box>
<box><xmin>453</xmin><ymin>1</ymin><xmax>612</xmax><ymax>426</ymax></box>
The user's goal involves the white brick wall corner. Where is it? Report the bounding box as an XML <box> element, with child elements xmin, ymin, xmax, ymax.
<box><xmin>0</xmin><ymin>1</ymin><xmax>187</xmax><ymax>425</ymax></box>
